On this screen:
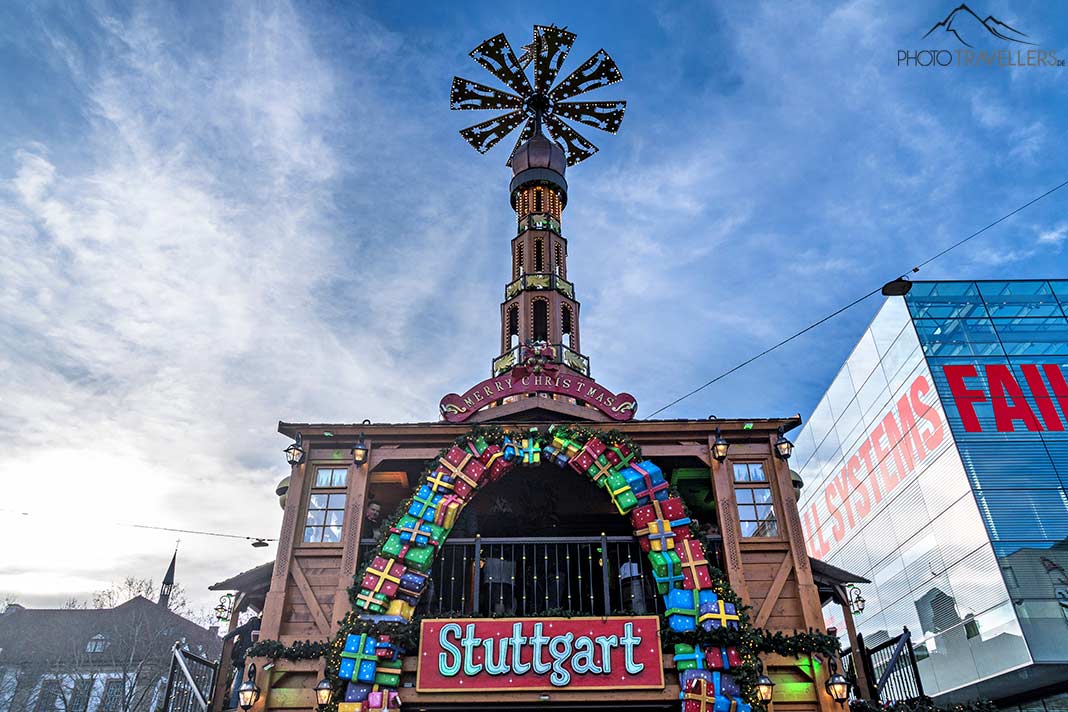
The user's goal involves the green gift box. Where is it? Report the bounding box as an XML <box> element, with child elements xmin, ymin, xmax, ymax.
<box><xmin>673</xmin><ymin>643</ymin><xmax>705</xmax><ymax>671</ymax></box>
<box><xmin>382</xmin><ymin>533</ymin><xmax>406</xmax><ymax>558</ymax></box>
<box><xmin>374</xmin><ymin>660</ymin><xmax>402</xmax><ymax>687</ymax></box>
<box><xmin>463</xmin><ymin>436</ymin><xmax>489</xmax><ymax>456</ymax></box>
<box><xmin>648</xmin><ymin>550</ymin><xmax>683</xmax><ymax>594</ymax></box>
<box><xmin>353</xmin><ymin>588</ymin><xmax>388</xmax><ymax>614</ymax></box>
<box><xmin>403</xmin><ymin>543</ymin><xmax>436</xmax><ymax>572</ymax></box>
<box><xmin>605</xmin><ymin>471</ymin><xmax>639</xmax><ymax>515</ymax></box>
<box><xmin>585</xmin><ymin>454</ymin><xmax>616</xmax><ymax>489</ymax></box>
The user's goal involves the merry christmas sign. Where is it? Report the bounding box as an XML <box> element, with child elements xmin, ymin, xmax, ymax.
<box><xmin>416</xmin><ymin>616</ymin><xmax>664</xmax><ymax>692</ymax></box>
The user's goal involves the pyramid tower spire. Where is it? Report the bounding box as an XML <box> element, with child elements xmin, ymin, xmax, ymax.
<box><xmin>158</xmin><ymin>548</ymin><xmax>177</xmax><ymax>608</ymax></box>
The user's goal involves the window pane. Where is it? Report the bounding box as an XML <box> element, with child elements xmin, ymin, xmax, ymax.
<box><xmin>740</xmin><ymin>521</ymin><xmax>758</xmax><ymax>537</ymax></box>
<box><xmin>732</xmin><ymin>464</ymin><xmax>750</xmax><ymax>482</ymax></box>
<box><xmin>315</xmin><ymin>469</ymin><xmax>333</xmax><ymax>487</ymax></box>
<box><xmin>740</xmin><ymin>505</ymin><xmax>758</xmax><ymax>520</ymax></box>
<box><xmin>303</xmin><ymin>526</ymin><xmax>322</xmax><ymax>543</ymax></box>
<box><xmin>323</xmin><ymin>525</ymin><xmax>343</xmax><ymax>543</ymax></box>
<box><xmin>736</xmin><ymin>489</ymin><xmax>754</xmax><ymax>504</ymax></box>
<box><xmin>755</xmin><ymin>505</ymin><xmax>775</xmax><ymax>520</ymax></box>
<box><xmin>757</xmin><ymin>518</ymin><xmax>779</xmax><ymax>537</ymax></box>
<box><xmin>328</xmin><ymin>494</ymin><xmax>347</xmax><ymax>509</ymax></box>
<box><xmin>748</xmin><ymin>463</ymin><xmax>766</xmax><ymax>481</ymax></box>
<box><xmin>309</xmin><ymin>494</ymin><xmax>328</xmax><ymax>510</ymax></box>
<box><xmin>306</xmin><ymin>510</ymin><xmax>325</xmax><ymax>525</ymax></box>
<box><xmin>752</xmin><ymin>488</ymin><xmax>773</xmax><ymax>504</ymax></box>
<box><xmin>332</xmin><ymin>469</ymin><xmax>349</xmax><ymax>487</ymax></box>
<box><xmin>326</xmin><ymin>510</ymin><xmax>345</xmax><ymax>526</ymax></box>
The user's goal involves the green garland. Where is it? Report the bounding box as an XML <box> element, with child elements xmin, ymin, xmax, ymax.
<box><xmin>849</xmin><ymin>700</ymin><xmax>998</xmax><ymax>712</ymax></box>
<box><xmin>253</xmin><ymin>424</ymin><xmax>840</xmax><ymax>712</ymax></box>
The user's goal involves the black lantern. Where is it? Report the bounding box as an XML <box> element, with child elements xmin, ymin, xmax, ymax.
<box><xmin>774</xmin><ymin>427</ymin><xmax>794</xmax><ymax>460</ymax></box>
<box><xmin>847</xmin><ymin>584</ymin><xmax>866</xmax><ymax>614</ymax></box>
<box><xmin>824</xmin><ymin>658</ymin><xmax>850</xmax><ymax>705</ymax></box>
<box><xmin>314</xmin><ymin>677</ymin><xmax>333</xmax><ymax>708</ymax></box>
<box><xmin>284</xmin><ymin>434</ymin><xmax>305</xmax><ymax>466</ymax></box>
<box><xmin>881</xmin><ymin>276</ymin><xmax>913</xmax><ymax>296</ymax></box>
<box><xmin>213</xmin><ymin>594</ymin><xmax>234</xmax><ymax>623</ymax></box>
<box><xmin>712</xmin><ymin>428</ymin><xmax>730</xmax><ymax>462</ymax></box>
<box><xmin>352</xmin><ymin>433</ymin><xmax>369</xmax><ymax>466</ymax></box>
<box><xmin>238</xmin><ymin>663</ymin><xmax>260</xmax><ymax>711</ymax></box>
<box><xmin>754</xmin><ymin>659</ymin><xmax>776</xmax><ymax>703</ymax></box>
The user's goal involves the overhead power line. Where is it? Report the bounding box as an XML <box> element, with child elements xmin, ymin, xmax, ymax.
<box><xmin>644</xmin><ymin>177</ymin><xmax>1068</xmax><ymax>419</ymax></box>
<box><xmin>0</xmin><ymin>508</ymin><xmax>276</xmax><ymax>543</ymax></box>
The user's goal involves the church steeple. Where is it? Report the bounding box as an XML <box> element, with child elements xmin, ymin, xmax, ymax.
<box><xmin>496</xmin><ymin>131</ymin><xmax>587</xmax><ymax>376</ymax></box>
<box><xmin>159</xmin><ymin>549</ymin><xmax>177</xmax><ymax>609</ymax></box>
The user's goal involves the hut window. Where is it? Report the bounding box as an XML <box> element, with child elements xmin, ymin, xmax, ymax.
<box><xmin>508</xmin><ymin>304</ymin><xmax>520</xmax><ymax>348</ymax></box>
<box><xmin>101</xmin><ymin>680</ymin><xmax>125</xmax><ymax>712</ymax></box>
<box><xmin>86</xmin><ymin>634</ymin><xmax>110</xmax><ymax>653</ymax></box>
<box><xmin>732</xmin><ymin>462</ymin><xmax>777</xmax><ymax>537</ymax></box>
<box><xmin>554</xmin><ymin>244</ymin><xmax>564</xmax><ymax>276</ymax></box>
<box><xmin>516</xmin><ymin>242</ymin><xmax>525</xmax><ymax>276</ymax></box>
<box><xmin>561</xmin><ymin>304</ymin><xmax>573</xmax><ymax>347</ymax></box>
<box><xmin>534</xmin><ymin>239</ymin><xmax>544</xmax><ymax>272</ymax></box>
<box><xmin>533</xmin><ymin>300</ymin><xmax>549</xmax><ymax>341</ymax></box>
<box><xmin>305</xmin><ymin>467</ymin><xmax>348</xmax><ymax>543</ymax></box>
<box><xmin>534</xmin><ymin>188</ymin><xmax>543</xmax><ymax>213</ymax></box>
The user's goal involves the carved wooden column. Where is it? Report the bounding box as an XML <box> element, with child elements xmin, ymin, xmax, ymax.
<box><xmin>331</xmin><ymin>444</ymin><xmax>370</xmax><ymax>629</ymax></box>
<box><xmin>709</xmin><ymin>433</ymin><xmax>751</xmax><ymax>606</ymax></box>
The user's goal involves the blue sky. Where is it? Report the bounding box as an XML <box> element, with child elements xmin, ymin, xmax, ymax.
<box><xmin>1</xmin><ymin>0</ymin><xmax>1066</xmax><ymax>613</ymax></box>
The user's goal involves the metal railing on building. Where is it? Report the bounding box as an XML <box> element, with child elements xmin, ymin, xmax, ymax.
<box><xmin>360</xmin><ymin>535</ymin><xmax>725</xmax><ymax>618</ymax></box>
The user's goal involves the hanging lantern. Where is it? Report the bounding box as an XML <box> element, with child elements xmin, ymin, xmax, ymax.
<box><xmin>712</xmin><ymin>427</ymin><xmax>730</xmax><ymax>462</ymax></box>
<box><xmin>352</xmin><ymin>433</ymin><xmax>369</xmax><ymax>466</ymax></box>
<box><xmin>847</xmin><ymin>584</ymin><xmax>866</xmax><ymax>614</ymax></box>
<box><xmin>237</xmin><ymin>664</ymin><xmax>260</xmax><ymax>710</ymax></box>
<box><xmin>284</xmin><ymin>434</ymin><xmax>305</xmax><ymax>466</ymax></box>
<box><xmin>754</xmin><ymin>659</ymin><xmax>776</xmax><ymax>703</ymax></box>
<box><xmin>314</xmin><ymin>677</ymin><xmax>333</xmax><ymax>708</ymax></box>
<box><xmin>824</xmin><ymin>658</ymin><xmax>851</xmax><ymax>705</ymax></box>
<box><xmin>774</xmin><ymin>426</ymin><xmax>794</xmax><ymax>460</ymax></box>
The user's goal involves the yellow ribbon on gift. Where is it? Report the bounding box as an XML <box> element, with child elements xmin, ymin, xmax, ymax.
<box><xmin>365</xmin><ymin>558</ymin><xmax>403</xmax><ymax>593</ymax></box>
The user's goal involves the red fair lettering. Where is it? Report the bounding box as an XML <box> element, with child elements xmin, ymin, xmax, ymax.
<box><xmin>986</xmin><ymin>364</ymin><xmax>1042</xmax><ymax>432</ymax></box>
<box><xmin>1022</xmin><ymin>364</ymin><xmax>1065</xmax><ymax>431</ymax></box>
<box><xmin>942</xmin><ymin>365</ymin><xmax>985</xmax><ymax>432</ymax></box>
<box><xmin>912</xmin><ymin>375</ymin><xmax>945</xmax><ymax>449</ymax></box>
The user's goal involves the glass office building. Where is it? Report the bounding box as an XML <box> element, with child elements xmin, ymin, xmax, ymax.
<box><xmin>794</xmin><ymin>280</ymin><xmax>1068</xmax><ymax>707</ymax></box>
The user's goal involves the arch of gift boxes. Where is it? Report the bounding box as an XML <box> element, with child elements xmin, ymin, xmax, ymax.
<box><xmin>332</xmin><ymin>425</ymin><xmax>756</xmax><ymax>712</ymax></box>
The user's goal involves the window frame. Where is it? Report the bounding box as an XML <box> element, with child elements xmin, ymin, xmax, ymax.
<box><xmin>34</xmin><ymin>679</ymin><xmax>61</xmax><ymax>712</ymax></box>
<box><xmin>301</xmin><ymin>465</ymin><xmax>351</xmax><ymax>546</ymax></box>
<box><xmin>100</xmin><ymin>678</ymin><xmax>124</xmax><ymax>712</ymax></box>
<box><xmin>730</xmin><ymin>460</ymin><xmax>782</xmax><ymax>539</ymax></box>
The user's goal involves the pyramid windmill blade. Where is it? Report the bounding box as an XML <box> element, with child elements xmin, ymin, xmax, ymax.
<box><xmin>469</xmin><ymin>33</ymin><xmax>533</xmax><ymax>98</ymax></box>
<box><xmin>549</xmin><ymin>49</ymin><xmax>623</xmax><ymax>103</ymax></box>
<box><xmin>533</xmin><ymin>25</ymin><xmax>576</xmax><ymax>95</ymax></box>
<box><xmin>554</xmin><ymin>100</ymin><xmax>626</xmax><ymax>134</ymax></box>
<box><xmin>546</xmin><ymin>116</ymin><xmax>599</xmax><ymax>166</ymax></box>
<box><xmin>459</xmin><ymin>110</ymin><xmax>527</xmax><ymax>154</ymax></box>
<box><xmin>505</xmin><ymin>118</ymin><xmax>536</xmax><ymax>167</ymax></box>
<box><xmin>450</xmin><ymin>77</ymin><xmax>524</xmax><ymax>111</ymax></box>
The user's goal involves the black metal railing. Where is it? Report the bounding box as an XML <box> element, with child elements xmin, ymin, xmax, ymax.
<box><xmin>492</xmin><ymin>342</ymin><xmax>590</xmax><ymax>377</ymax></box>
<box><xmin>504</xmin><ymin>272</ymin><xmax>575</xmax><ymax>300</ymax></box>
<box><xmin>360</xmin><ymin>535</ymin><xmax>727</xmax><ymax>618</ymax></box>
<box><xmin>844</xmin><ymin>627</ymin><xmax>925</xmax><ymax>703</ymax></box>
<box><xmin>162</xmin><ymin>643</ymin><xmax>217</xmax><ymax>712</ymax></box>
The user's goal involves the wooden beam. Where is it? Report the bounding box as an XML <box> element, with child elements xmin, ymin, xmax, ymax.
<box><xmin>369</xmin><ymin>447</ymin><xmax>442</xmax><ymax>471</ymax></box>
<box><xmin>753</xmin><ymin>556</ymin><xmax>794</xmax><ymax>628</ymax></box>
<box><xmin>289</xmin><ymin>560</ymin><xmax>331</xmax><ymax>637</ymax></box>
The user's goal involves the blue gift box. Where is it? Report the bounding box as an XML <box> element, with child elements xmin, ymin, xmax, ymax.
<box><xmin>710</xmin><ymin>672</ymin><xmax>752</xmax><ymax>712</ymax></box>
<box><xmin>620</xmin><ymin>460</ymin><xmax>669</xmax><ymax>506</ymax></box>
<box><xmin>699</xmin><ymin>596</ymin><xmax>741</xmax><ymax>631</ymax></box>
<box><xmin>407</xmin><ymin>484</ymin><xmax>442</xmax><ymax>522</ymax></box>
<box><xmin>344</xmin><ymin>681</ymin><xmax>372</xmax><ymax>702</ymax></box>
<box><xmin>339</xmin><ymin>633</ymin><xmax>377</xmax><ymax>683</ymax></box>
<box><xmin>720</xmin><ymin>672</ymin><xmax>741</xmax><ymax>698</ymax></box>
<box><xmin>664</xmin><ymin>588</ymin><xmax>716</xmax><ymax>633</ymax></box>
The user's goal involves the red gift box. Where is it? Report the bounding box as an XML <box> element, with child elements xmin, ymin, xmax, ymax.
<box><xmin>478</xmin><ymin>444</ymin><xmax>514</xmax><ymax>482</ymax></box>
<box><xmin>604</xmin><ymin>442</ymin><xmax>635</xmax><ymax>468</ymax></box>
<box><xmin>683</xmin><ymin>677</ymin><xmax>716</xmax><ymax>712</ymax></box>
<box><xmin>360</xmin><ymin>556</ymin><xmax>406</xmax><ymax>598</ymax></box>
<box><xmin>630</xmin><ymin>496</ymin><xmax>692</xmax><ymax>552</ymax></box>
<box><xmin>705</xmin><ymin>646</ymin><xmax>742</xmax><ymax>670</ymax></box>
<box><xmin>678</xmin><ymin>538</ymin><xmax>713</xmax><ymax>590</ymax></box>
<box><xmin>568</xmin><ymin>437</ymin><xmax>606</xmax><ymax>475</ymax></box>
<box><xmin>436</xmin><ymin>445</ymin><xmax>486</xmax><ymax>500</ymax></box>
